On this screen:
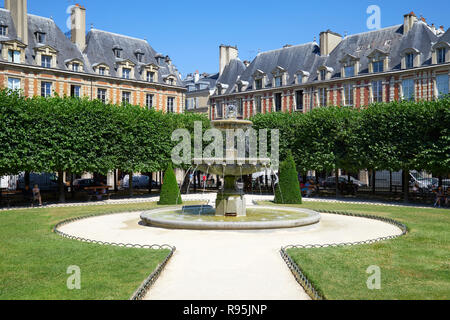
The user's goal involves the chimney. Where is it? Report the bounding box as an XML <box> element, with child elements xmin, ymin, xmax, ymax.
<box><xmin>194</xmin><ymin>71</ymin><xmax>200</xmax><ymax>83</ymax></box>
<box><xmin>5</xmin><ymin>0</ymin><xmax>28</xmax><ymax>45</ymax></box>
<box><xmin>319</xmin><ymin>30</ymin><xmax>342</xmax><ymax>56</ymax></box>
<box><xmin>403</xmin><ymin>12</ymin><xmax>418</xmax><ymax>34</ymax></box>
<box><xmin>219</xmin><ymin>44</ymin><xmax>238</xmax><ymax>75</ymax></box>
<box><xmin>440</xmin><ymin>25</ymin><xmax>445</xmax><ymax>32</ymax></box>
<box><xmin>71</xmin><ymin>4</ymin><xmax>86</xmax><ymax>51</ymax></box>
<box><xmin>243</xmin><ymin>60</ymin><xmax>250</xmax><ymax>67</ymax></box>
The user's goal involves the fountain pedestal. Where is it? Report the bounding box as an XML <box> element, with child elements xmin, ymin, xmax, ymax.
<box><xmin>215</xmin><ymin>176</ymin><xmax>246</xmax><ymax>217</ymax></box>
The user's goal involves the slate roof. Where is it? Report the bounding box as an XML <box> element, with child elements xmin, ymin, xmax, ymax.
<box><xmin>0</xmin><ymin>9</ymin><xmax>183</xmax><ymax>87</ymax></box>
<box><xmin>217</xmin><ymin>20</ymin><xmax>444</xmax><ymax>95</ymax></box>
<box><xmin>216</xmin><ymin>58</ymin><xmax>246</xmax><ymax>94</ymax></box>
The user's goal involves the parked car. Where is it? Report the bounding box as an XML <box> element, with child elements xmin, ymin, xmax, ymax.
<box><xmin>121</xmin><ymin>175</ymin><xmax>157</xmax><ymax>189</ymax></box>
<box><xmin>321</xmin><ymin>176</ymin><xmax>367</xmax><ymax>190</ymax></box>
<box><xmin>72</xmin><ymin>178</ymin><xmax>97</xmax><ymax>192</ymax></box>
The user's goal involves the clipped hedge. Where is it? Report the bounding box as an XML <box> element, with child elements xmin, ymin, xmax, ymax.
<box><xmin>275</xmin><ymin>151</ymin><xmax>302</xmax><ymax>204</ymax></box>
<box><xmin>158</xmin><ymin>162</ymin><xmax>182</xmax><ymax>205</ymax></box>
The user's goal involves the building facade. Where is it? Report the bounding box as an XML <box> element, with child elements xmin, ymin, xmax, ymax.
<box><xmin>0</xmin><ymin>1</ymin><xmax>186</xmax><ymax>112</ymax></box>
<box><xmin>211</xmin><ymin>13</ymin><xmax>450</xmax><ymax>119</ymax></box>
<box><xmin>183</xmin><ymin>71</ymin><xmax>218</xmax><ymax>116</ymax></box>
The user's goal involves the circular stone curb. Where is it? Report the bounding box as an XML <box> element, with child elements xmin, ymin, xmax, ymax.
<box><xmin>140</xmin><ymin>206</ymin><xmax>321</xmax><ymax>230</ymax></box>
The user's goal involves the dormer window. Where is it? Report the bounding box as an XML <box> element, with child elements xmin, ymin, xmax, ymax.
<box><xmin>275</xmin><ymin>76</ymin><xmax>282</xmax><ymax>87</ymax></box>
<box><xmin>438</xmin><ymin>48</ymin><xmax>446</xmax><ymax>64</ymax></box>
<box><xmin>113</xmin><ymin>47</ymin><xmax>122</xmax><ymax>58</ymax></box>
<box><xmin>372</xmin><ymin>60</ymin><xmax>384</xmax><ymax>73</ymax></box>
<box><xmin>135</xmin><ymin>52</ymin><xmax>144</xmax><ymax>63</ymax></box>
<box><xmin>406</xmin><ymin>53</ymin><xmax>414</xmax><ymax>68</ymax></box>
<box><xmin>147</xmin><ymin>71</ymin><xmax>155</xmax><ymax>82</ymax></box>
<box><xmin>255</xmin><ymin>79</ymin><xmax>262</xmax><ymax>90</ymax></box>
<box><xmin>295</xmin><ymin>70</ymin><xmax>310</xmax><ymax>84</ymax></box>
<box><xmin>271</xmin><ymin>66</ymin><xmax>287</xmax><ymax>88</ymax></box>
<box><xmin>0</xmin><ymin>25</ymin><xmax>7</xmax><ymax>36</ymax></box>
<box><xmin>8</xmin><ymin>50</ymin><xmax>20</xmax><ymax>63</ymax></box>
<box><xmin>344</xmin><ymin>65</ymin><xmax>355</xmax><ymax>77</ymax></box>
<box><xmin>122</xmin><ymin>68</ymin><xmax>131</xmax><ymax>79</ymax></box>
<box><xmin>35</xmin><ymin>32</ymin><xmax>46</xmax><ymax>43</ymax></box>
<box><xmin>320</xmin><ymin>69</ymin><xmax>326</xmax><ymax>81</ymax></box>
<box><xmin>368</xmin><ymin>49</ymin><xmax>389</xmax><ymax>73</ymax></box>
<box><xmin>72</xmin><ymin>62</ymin><xmax>79</xmax><ymax>72</ymax></box>
<box><xmin>99</xmin><ymin>67</ymin><xmax>106</xmax><ymax>75</ymax></box>
<box><xmin>317</xmin><ymin>66</ymin><xmax>333</xmax><ymax>81</ymax></box>
<box><xmin>41</xmin><ymin>55</ymin><xmax>52</xmax><ymax>68</ymax></box>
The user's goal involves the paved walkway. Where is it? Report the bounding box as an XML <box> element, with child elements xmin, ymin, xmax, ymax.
<box><xmin>1</xmin><ymin>192</ymin><xmax>444</xmax><ymax>212</ymax></box>
<box><xmin>58</xmin><ymin>200</ymin><xmax>403</xmax><ymax>300</ymax></box>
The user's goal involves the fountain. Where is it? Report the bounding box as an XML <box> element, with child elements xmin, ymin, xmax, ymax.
<box><xmin>140</xmin><ymin>105</ymin><xmax>321</xmax><ymax>230</ymax></box>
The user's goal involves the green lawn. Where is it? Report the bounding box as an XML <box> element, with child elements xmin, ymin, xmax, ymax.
<box><xmin>261</xmin><ymin>201</ymin><xmax>450</xmax><ymax>300</ymax></box>
<box><xmin>0</xmin><ymin>202</ymin><xmax>181</xmax><ymax>300</ymax></box>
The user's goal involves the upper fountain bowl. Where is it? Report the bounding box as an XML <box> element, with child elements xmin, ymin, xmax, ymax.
<box><xmin>194</xmin><ymin>158</ymin><xmax>271</xmax><ymax>176</ymax></box>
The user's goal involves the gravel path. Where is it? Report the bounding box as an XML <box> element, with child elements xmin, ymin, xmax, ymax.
<box><xmin>58</xmin><ymin>202</ymin><xmax>403</xmax><ymax>300</ymax></box>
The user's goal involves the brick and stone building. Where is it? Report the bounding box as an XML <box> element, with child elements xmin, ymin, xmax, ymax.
<box><xmin>0</xmin><ymin>1</ymin><xmax>186</xmax><ymax>113</ymax></box>
<box><xmin>211</xmin><ymin>12</ymin><xmax>450</xmax><ymax>119</ymax></box>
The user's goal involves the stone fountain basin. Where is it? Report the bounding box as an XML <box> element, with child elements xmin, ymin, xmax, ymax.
<box><xmin>194</xmin><ymin>158</ymin><xmax>271</xmax><ymax>176</ymax></box>
<box><xmin>140</xmin><ymin>206</ymin><xmax>321</xmax><ymax>230</ymax></box>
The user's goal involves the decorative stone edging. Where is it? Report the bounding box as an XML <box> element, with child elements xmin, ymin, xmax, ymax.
<box><xmin>52</xmin><ymin>211</ymin><xmax>176</xmax><ymax>300</ymax></box>
<box><xmin>280</xmin><ymin>209</ymin><xmax>408</xmax><ymax>300</ymax></box>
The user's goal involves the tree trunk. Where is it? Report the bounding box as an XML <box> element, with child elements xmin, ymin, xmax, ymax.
<box><xmin>58</xmin><ymin>171</ymin><xmax>65</xmax><ymax>203</ymax></box>
<box><xmin>148</xmin><ymin>173</ymin><xmax>153</xmax><ymax>194</ymax></box>
<box><xmin>389</xmin><ymin>171</ymin><xmax>393</xmax><ymax>193</ymax></box>
<box><xmin>372</xmin><ymin>170</ymin><xmax>376</xmax><ymax>195</ymax></box>
<box><xmin>128</xmin><ymin>172</ymin><xmax>133</xmax><ymax>197</ymax></box>
<box><xmin>403</xmin><ymin>169</ymin><xmax>409</xmax><ymax>203</ymax></box>
<box><xmin>24</xmin><ymin>171</ymin><xmax>30</xmax><ymax>190</ymax></box>
<box><xmin>114</xmin><ymin>170</ymin><xmax>118</xmax><ymax>192</ymax></box>
<box><xmin>335</xmin><ymin>168</ymin><xmax>340</xmax><ymax>198</ymax></box>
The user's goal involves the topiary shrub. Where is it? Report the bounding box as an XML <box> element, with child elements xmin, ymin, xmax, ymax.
<box><xmin>274</xmin><ymin>151</ymin><xmax>302</xmax><ymax>204</ymax></box>
<box><xmin>158</xmin><ymin>162</ymin><xmax>182</xmax><ymax>205</ymax></box>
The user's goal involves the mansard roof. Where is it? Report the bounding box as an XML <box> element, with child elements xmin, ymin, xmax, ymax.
<box><xmin>0</xmin><ymin>9</ymin><xmax>183</xmax><ymax>87</ymax></box>
<box><xmin>216</xmin><ymin>58</ymin><xmax>246</xmax><ymax>94</ymax></box>
<box><xmin>216</xmin><ymin>20</ymin><xmax>443</xmax><ymax>94</ymax></box>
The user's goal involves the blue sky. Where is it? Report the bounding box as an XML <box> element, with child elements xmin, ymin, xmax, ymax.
<box><xmin>3</xmin><ymin>0</ymin><xmax>449</xmax><ymax>76</ymax></box>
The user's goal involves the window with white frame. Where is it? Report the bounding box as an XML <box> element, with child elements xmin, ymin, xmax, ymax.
<box><xmin>372</xmin><ymin>60</ymin><xmax>384</xmax><ymax>73</ymax></box>
<box><xmin>295</xmin><ymin>90</ymin><xmax>304</xmax><ymax>111</ymax></box>
<box><xmin>319</xmin><ymin>88</ymin><xmax>327</xmax><ymax>106</ymax></box>
<box><xmin>97</xmin><ymin>89</ymin><xmax>107</xmax><ymax>103</ymax></box>
<box><xmin>41</xmin><ymin>55</ymin><xmax>52</xmax><ymax>68</ymax></box>
<box><xmin>255</xmin><ymin>96</ymin><xmax>262</xmax><ymax>113</ymax></box>
<box><xmin>372</xmin><ymin>80</ymin><xmax>383</xmax><ymax>102</ymax></box>
<box><xmin>274</xmin><ymin>76</ymin><xmax>282</xmax><ymax>87</ymax></box>
<box><xmin>405</xmin><ymin>53</ymin><xmax>414</xmax><ymax>69</ymax></box>
<box><xmin>167</xmin><ymin>97</ymin><xmax>175</xmax><ymax>113</ymax></box>
<box><xmin>319</xmin><ymin>69</ymin><xmax>326</xmax><ymax>81</ymax></box>
<box><xmin>99</xmin><ymin>67</ymin><xmax>106</xmax><ymax>75</ymax></box>
<box><xmin>8</xmin><ymin>50</ymin><xmax>21</xmax><ymax>63</ymax></box>
<box><xmin>255</xmin><ymin>79</ymin><xmax>263</xmax><ymax>90</ymax></box>
<box><xmin>402</xmin><ymin>79</ymin><xmax>415</xmax><ymax>101</ymax></box>
<box><xmin>113</xmin><ymin>48</ymin><xmax>122</xmax><ymax>58</ymax></box>
<box><xmin>0</xmin><ymin>25</ymin><xmax>7</xmax><ymax>36</ymax></box>
<box><xmin>70</xmin><ymin>85</ymin><xmax>81</xmax><ymax>97</ymax></box>
<box><xmin>437</xmin><ymin>48</ymin><xmax>446</xmax><ymax>64</ymax></box>
<box><xmin>147</xmin><ymin>71</ymin><xmax>155</xmax><ymax>82</ymax></box>
<box><xmin>146</xmin><ymin>94</ymin><xmax>154</xmax><ymax>109</ymax></box>
<box><xmin>122</xmin><ymin>68</ymin><xmax>131</xmax><ymax>79</ymax></box>
<box><xmin>72</xmin><ymin>62</ymin><xmax>80</xmax><ymax>72</ymax></box>
<box><xmin>436</xmin><ymin>74</ymin><xmax>449</xmax><ymax>98</ymax></box>
<box><xmin>236</xmin><ymin>98</ymin><xmax>243</xmax><ymax>116</ymax></box>
<box><xmin>216</xmin><ymin>102</ymin><xmax>223</xmax><ymax>118</ymax></box>
<box><xmin>8</xmin><ymin>78</ymin><xmax>20</xmax><ymax>91</ymax></box>
<box><xmin>274</xmin><ymin>93</ymin><xmax>282</xmax><ymax>111</ymax></box>
<box><xmin>344</xmin><ymin>84</ymin><xmax>354</xmax><ymax>106</ymax></box>
<box><xmin>41</xmin><ymin>82</ymin><xmax>52</xmax><ymax>97</ymax></box>
<box><xmin>35</xmin><ymin>32</ymin><xmax>46</xmax><ymax>43</ymax></box>
<box><xmin>122</xmin><ymin>91</ymin><xmax>131</xmax><ymax>104</ymax></box>
<box><xmin>345</xmin><ymin>65</ymin><xmax>355</xmax><ymax>78</ymax></box>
